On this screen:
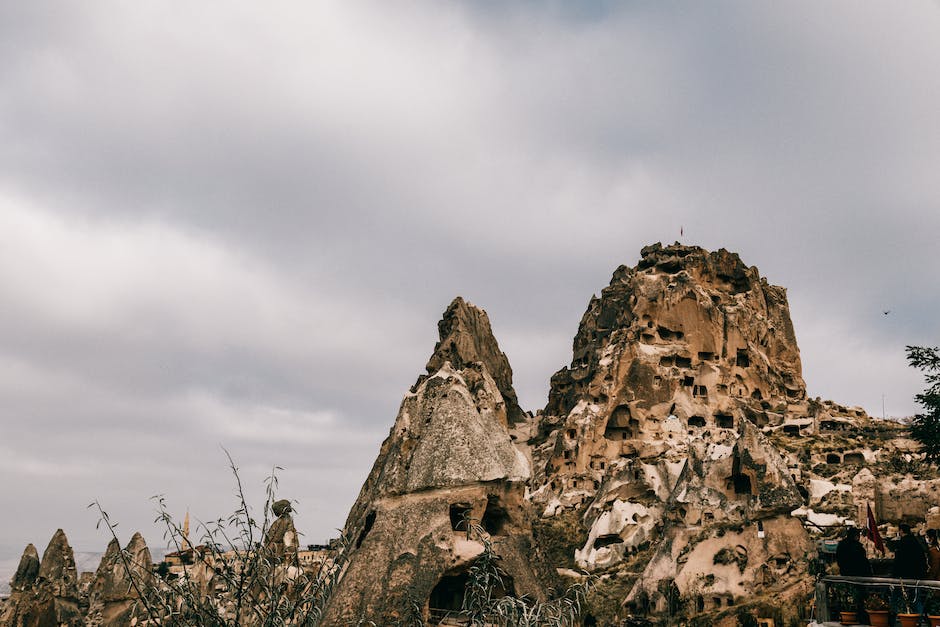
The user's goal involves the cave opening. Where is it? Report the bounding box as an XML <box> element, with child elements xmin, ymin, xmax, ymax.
<box><xmin>449</xmin><ymin>503</ymin><xmax>472</xmax><ymax>532</ymax></box>
<box><xmin>482</xmin><ymin>496</ymin><xmax>510</xmax><ymax>535</ymax></box>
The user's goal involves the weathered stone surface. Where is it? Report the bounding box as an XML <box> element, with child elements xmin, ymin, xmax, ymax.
<box><xmin>426</xmin><ymin>296</ymin><xmax>525</xmax><ymax>424</ymax></box>
<box><xmin>11</xmin><ymin>545</ymin><xmax>39</xmax><ymax>591</ymax></box>
<box><xmin>0</xmin><ymin>530</ymin><xmax>82</xmax><ymax>627</ymax></box>
<box><xmin>323</xmin><ymin>299</ymin><xmax>548</xmax><ymax>625</ymax></box>
<box><xmin>85</xmin><ymin>532</ymin><xmax>153</xmax><ymax>627</ymax></box>
<box><xmin>264</xmin><ymin>509</ymin><xmax>299</xmax><ymax>564</ymax></box>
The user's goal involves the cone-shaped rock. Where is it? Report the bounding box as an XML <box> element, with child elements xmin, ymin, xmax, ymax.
<box><xmin>323</xmin><ymin>298</ymin><xmax>547</xmax><ymax>625</ymax></box>
<box><xmin>0</xmin><ymin>530</ymin><xmax>82</xmax><ymax>627</ymax></box>
<box><xmin>86</xmin><ymin>533</ymin><xmax>153</xmax><ymax>627</ymax></box>
<box><xmin>38</xmin><ymin>529</ymin><xmax>79</xmax><ymax>598</ymax></box>
<box><xmin>11</xmin><ymin>544</ymin><xmax>39</xmax><ymax>591</ymax></box>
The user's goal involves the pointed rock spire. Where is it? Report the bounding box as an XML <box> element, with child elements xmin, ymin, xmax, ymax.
<box><xmin>11</xmin><ymin>543</ymin><xmax>39</xmax><ymax>590</ymax></box>
<box><xmin>38</xmin><ymin>529</ymin><xmax>78</xmax><ymax>596</ymax></box>
<box><xmin>426</xmin><ymin>297</ymin><xmax>524</xmax><ymax>423</ymax></box>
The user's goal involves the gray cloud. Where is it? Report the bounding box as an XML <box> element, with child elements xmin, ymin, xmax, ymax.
<box><xmin>0</xmin><ymin>0</ymin><xmax>938</xmax><ymax>573</ymax></box>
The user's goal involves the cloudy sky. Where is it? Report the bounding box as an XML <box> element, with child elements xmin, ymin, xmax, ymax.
<box><xmin>1</xmin><ymin>1</ymin><xmax>939</xmax><ymax>572</ymax></box>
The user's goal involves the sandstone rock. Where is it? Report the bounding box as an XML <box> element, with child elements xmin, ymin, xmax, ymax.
<box><xmin>426</xmin><ymin>296</ymin><xmax>525</xmax><ymax>424</ymax></box>
<box><xmin>85</xmin><ymin>532</ymin><xmax>154</xmax><ymax>627</ymax></box>
<box><xmin>271</xmin><ymin>499</ymin><xmax>292</xmax><ymax>518</ymax></box>
<box><xmin>323</xmin><ymin>299</ymin><xmax>548</xmax><ymax>625</ymax></box>
<box><xmin>11</xmin><ymin>544</ymin><xmax>39</xmax><ymax>591</ymax></box>
<box><xmin>0</xmin><ymin>530</ymin><xmax>82</xmax><ymax>627</ymax></box>
<box><xmin>264</xmin><ymin>507</ymin><xmax>299</xmax><ymax>564</ymax></box>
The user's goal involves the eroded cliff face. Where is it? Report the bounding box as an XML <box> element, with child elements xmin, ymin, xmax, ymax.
<box><xmin>322</xmin><ymin>297</ymin><xmax>548</xmax><ymax>625</ymax></box>
<box><xmin>521</xmin><ymin>243</ymin><xmax>814</xmax><ymax>619</ymax></box>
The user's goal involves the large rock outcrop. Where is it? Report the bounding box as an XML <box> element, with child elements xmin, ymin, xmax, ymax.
<box><xmin>0</xmin><ymin>530</ymin><xmax>82</xmax><ymax>627</ymax></box>
<box><xmin>526</xmin><ymin>243</ymin><xmax>813</xmax><ymax>619</ymax></box>
<box><xmin>84</xmin><ymin>533</ymin><xmax>153</xmax><ymax>627</ymax></box>
<box><xmin>322</xmin><ymin>297</ymin><xmax>547</xmax><ymax>625</ymax></box>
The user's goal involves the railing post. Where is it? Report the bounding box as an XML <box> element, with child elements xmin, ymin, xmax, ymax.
<box><xmin>815</xmin><ymin>579</ymin><xmax>829</xmax><ymax>623</ymax></box>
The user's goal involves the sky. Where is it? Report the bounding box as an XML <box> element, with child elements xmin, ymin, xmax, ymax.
<box><xmin>1</xmin><ymin>1</ymin><xmax>939</xmax><ymax>576</ymax></box>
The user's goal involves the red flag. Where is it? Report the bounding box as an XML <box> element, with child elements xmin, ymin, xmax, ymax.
<box><xmin>867</xmin><ymin>503</ymin><xmax>886</xmax><ymax>554</ymax></box>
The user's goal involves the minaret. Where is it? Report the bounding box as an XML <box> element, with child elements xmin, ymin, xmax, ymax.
<box><xmin>182</xmin><ymin>510</ymin><xmax>191</xmax><ymax>551</ymax></box>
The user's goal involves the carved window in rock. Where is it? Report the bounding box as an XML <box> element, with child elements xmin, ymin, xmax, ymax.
<box><xmin>688</xmin><ymin>415</ymin><xmax>706</xmax><ymax>428</ymax></box>
<box><xmin>429</xmin><ymin>569</ymin><xmax>515</xmax><ymax>617</ymax></box>
<box><xmin>715</xmin><ymin>414</ymin><xmax>734</xmax><ymax>429</ymax></box>
<box><xmin>728</xmin><ymin>455</ymin><xmax>753</xmax><ymax>496</ymax></box>
<box><xmin>449</xmin><ymin>503</ymin><xmax>473</xmax><ymax>532</ymax></box>
<box><xmin>482</xmin><ymin>496</ymin><xmax>510</xmax><ymax>535</ymax></box>
<box><xmin>605</xmin><ymin>405</ymin><xmax>639</xmax><ymax>441</ymax></box>
<box><xmin>735</xmin><ymin>349</ymin><xmax>750</xmax><ymax>368</ymax></box>
<box><xmin>826</xmin><ymin>453</ymin><xmax>842</xmax><ymax>464</ymax></box>
<box><xmin>843</xmin><ymin>452</ymin><xmax>864</xmax><ymax>465</ymax></box>
<box><xmin>782</xmin><ymin>424</ymin><xmax>800</xmax><ymax>435</ymax></box>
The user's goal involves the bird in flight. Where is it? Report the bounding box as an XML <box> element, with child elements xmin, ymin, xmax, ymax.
<box><xmin>883</xmin><ymin>310</ymin><xmax>891</xmax><ymax>315</ymax></box>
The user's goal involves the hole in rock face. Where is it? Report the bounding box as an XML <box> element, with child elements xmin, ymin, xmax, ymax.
<box><xmin>716</xmin><ymin>414</ymin><xmax>734</xmax><ymax>429</ymax></box>
<box><xmin>688</xmin><ymin>415</ymin><xmax>706</xmax><ymax>427</ymax></box>
<box><xmin>428</xmin><ymin>573</ymin><xmax>469</xmax><ymax>616</ymax></box>
<box><xmin>729</xmin><ymin>456</ymin><xmax>753</xmax><ymax>496</ymax></box>
<box><xmin>449</xmin><ymin>503</ymin><xmax>472</xmax><ymax>531</ymax></box>
<box><xmin>751</xmin><ymin>389</ymin><xmax>763</xmax><ymax>400</ymax></box>
<box><xmin>675</xmin><ymin>356</ymin><xmax>692</xmax><ymax>369</ymax></box>
<box><xmin>482</xmin><ymin>496</ymin><xmax>510</xmax><ymax>535</ymax></box>
<box><xmin>782</xmin><ymin>424</ymin><xmax>800</xmax><ymax>435</ymax></box>
<box><xmin>735</xmin><ymin>349</ymin><xmax>750</xmax><ymax>368</ymax></box>
<box><xmin>356</xmin><ymin>511</ymin><xmax>376</xmax><ymax>549</ymax></box>
<box><xmin>683</xmin><ymin>376</ymin><xmax>694</xmax><ymax>387</ymax></box>
<box><xmin>843</xmin><ymin>452</ymin><xmax>864</xmax><ymax>465</ymax></box>
<box><xmin>594</xmin><ymin>534</ymin><xmax>622</xmax><ymax>549</ymax></box>
<box><xmin>826</xmin><ymin>453</ymin><xmax>841</xmax><ymax>464</ymax></box>
<box><xmin>698</xmin><ymin>351</ymin><xmax>715</xmax><ymax>361</ymax></box>
<box><xmin>703</xmin><ymin>512</ymin><xmax>715</xmax><ymax>522</ymax></box>
<box><xmin>693</xmin><ymin>385</ymin><xmax>708</xmax><ymax>398</ymax></box>
<box><xmin>659</xmin><ymin>355</ymin><xmax>675</xmax><ymax>367</ymax></box>
<box><xmin>658</xmin><ymin>326</ymin><xmax>685</xmax><ymax>341</ymax></box>
<box><xmin>567</xmin><ymin>429</ymin><xmax>577</xmax><ymax>439</ymax></box>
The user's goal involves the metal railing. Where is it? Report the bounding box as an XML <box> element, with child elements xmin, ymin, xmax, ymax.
<box><xmin>816</xmin><ymin>575</ymin><xmax>940</xmax><ymax>622</ymax></box>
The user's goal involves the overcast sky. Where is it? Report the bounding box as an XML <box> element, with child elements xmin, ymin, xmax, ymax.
<box><xmin>1</xmin><ymin>1</ymin><xmax>939</xmax><ymax>573</ymax></box>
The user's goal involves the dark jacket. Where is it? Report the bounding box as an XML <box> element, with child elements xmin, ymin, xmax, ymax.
<box><xmin>893</xmin><ymin>534</ymin><xmax>928</xmax><ymax>579</ymax></box>
<box><xmin>837</xmin><ymin>538</ymin><xmax>872</xmax><ymax>576</ymax></box>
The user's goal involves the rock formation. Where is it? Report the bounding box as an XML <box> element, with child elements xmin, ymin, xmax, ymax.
<box><xmin>0</xmin><ymin>529</ymin><xmax>82</xmax><ymax>627</ymax></box>
<box><xmin>264</xmin><ymin>500</ymin><xmax>300</xmax><ymax>565</ymax></box>
<box><xmin>6</xmin><ymin>242</ymin><xmax>940</xmax><ymax>627</ymax></box>
<box><xmin>85</xmin><ymin>533</ymin><xmax>153</xmax><ymax>627</ymax></box>
<box><xmin>321</xmin><ymin>297</ymin><xmax>548</xmax><ymax>625</ymax></box>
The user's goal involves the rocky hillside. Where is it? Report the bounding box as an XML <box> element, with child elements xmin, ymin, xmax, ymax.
<box><xmin>3</xmin><ymin>243</ymin><xmax>935</xmax><ymax>627</ymax></box>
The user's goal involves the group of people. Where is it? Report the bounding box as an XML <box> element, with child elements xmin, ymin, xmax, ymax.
<box><xmin>836</xmin><ymin>523</ymin><xmax>940</xmax><ymax>579</ymax></box>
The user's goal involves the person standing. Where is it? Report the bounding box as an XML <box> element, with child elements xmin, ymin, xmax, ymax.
<box><xmin>837</xmin><ymin>527</ymin><xmax>873</xmax><ymax>576</ymax></box>
<box><xmin>927</xmin><ymin>529</ymin><xmax>940</xmax><ymax>580</ymax></box>
<box><xmin>892</xmin><ymin>523</ymin><xmax>928</xmax><ymax>616</ymax></box>
<box><xmin>894</xmin><ymin>524</ymin><xmax>928</xmax><ymax>579</ymax></box>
